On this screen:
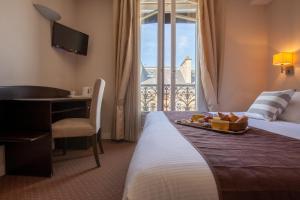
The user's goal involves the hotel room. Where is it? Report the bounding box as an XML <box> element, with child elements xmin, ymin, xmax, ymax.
<box><xmin>0</xmin><ymin>0</ymin><xmax>299</xmax><ymax>199</ymax></box>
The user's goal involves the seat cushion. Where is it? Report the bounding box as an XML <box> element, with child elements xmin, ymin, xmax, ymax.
<box><xmin>52</xmin><ymin>118</ymin><xmax>95</xmax><ymax>138</ymax></box>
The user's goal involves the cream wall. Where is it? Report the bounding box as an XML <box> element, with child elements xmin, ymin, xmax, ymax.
<box><xmin>0</xmin><ymin>0</ymin><xmax>77</xmax><ymax>90</ymax></box>
<box><xmin>266</xmin><ymin>0</ymin><xmax>300</xmax><ymax>90</ymax></box>
<box><xmin>0</xmin><ymin>0</ymin><xmax>115</xmax><ymax>138</ymax></box>
<box><xmin>219</xmin><ymin>0</ymin><xmax>300</xmax><ymax>111</ymax></box>
<box><xmin>218</xmin><ymin>0</ymin><xmax>269</xmax><ymax>111</ymax></box>
<box><xmin>74</xmin><ymin>0</ymin><xmax>115</xmax><ymax>139</ymax></box>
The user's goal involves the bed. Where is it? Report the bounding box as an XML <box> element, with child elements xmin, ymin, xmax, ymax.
<box><xmin>122</xmin><ymin>111</ymin><xmax>300</xmax><ymax>200</ymax></box>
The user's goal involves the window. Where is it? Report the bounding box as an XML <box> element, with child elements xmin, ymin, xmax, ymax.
<box><xmin>140</xmin><ymin>0</ymin><xmax>198</xmax><ymax>112</ymax></box>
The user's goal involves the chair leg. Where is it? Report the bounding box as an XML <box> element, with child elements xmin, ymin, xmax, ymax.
<box><xmin>92</xmin><ymin>134</ymin><xmax>101</xmax><ymax>167</ymax></box>
<box><xmin>97</xmin><ymin>128</ymin><xmax>104</xmax><ymax>154</ymax></box>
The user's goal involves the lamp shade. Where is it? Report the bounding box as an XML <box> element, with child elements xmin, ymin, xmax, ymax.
<box><xmin>273</xmin><ymin>52</ymin><xmax>293</xmax><ymax>66</ymax></box>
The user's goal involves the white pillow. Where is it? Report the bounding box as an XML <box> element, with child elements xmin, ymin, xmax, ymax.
<box><xmin>278</xmin><ymin>92</ymin><xmax>300</xmax><ymax>123</ymax></box>
<box><xmin>246</xmin><ymin>89</ymin><xmax>295</xmax><ymax>121</ymax></box>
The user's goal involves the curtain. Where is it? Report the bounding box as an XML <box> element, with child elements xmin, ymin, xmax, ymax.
<box><xmin>198</xmin><ymin>0</ymin><xmax>224</xmax><ymax>111</ymax></box>
<box><xmin>113</xmin><ymin>0</ymin><xmax>140</xmax><ymax>141</ymax></box>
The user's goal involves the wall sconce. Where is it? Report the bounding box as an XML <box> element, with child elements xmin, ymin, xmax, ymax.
<box><xmin>273</xmin><ymin>52</ymin><xmax>294</xmax><ymax>75</ymax></box>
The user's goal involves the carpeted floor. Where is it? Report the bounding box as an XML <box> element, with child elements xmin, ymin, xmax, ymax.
<box><xmin>0</xmin><ymin>141</ymin><xmax>136</xmax><ymax>200</ymax></box>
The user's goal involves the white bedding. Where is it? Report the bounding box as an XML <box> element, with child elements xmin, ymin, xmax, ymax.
<box><xmin>122</xmin><ymin>112</ymin><xmax>300</xmax><ymax>200</ymax></box>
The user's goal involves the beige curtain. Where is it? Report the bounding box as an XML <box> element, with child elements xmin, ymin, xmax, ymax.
<box><xmin>113</xmin><ymin>0</ymin><xmax>140</xmax><ymax>141</ymax></box>
<box><xmin>198</xmin><ymin>0</ymin><xmax>224</xmax><ymax>111</ymax></box>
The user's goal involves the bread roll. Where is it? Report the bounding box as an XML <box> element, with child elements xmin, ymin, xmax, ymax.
<box><xmin>218</xmin><ymin>112</ymin><xmax>230</xmax><ymax>121</ymax></box>
<box><xmin>229</xmin><ymin>112</ymin><xmax>239</xmax><ymax>122</ymax></box>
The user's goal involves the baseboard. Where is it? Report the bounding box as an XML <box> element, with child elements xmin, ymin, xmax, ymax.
<box><xmin>102</xmin><ymin>132</ymin><xmax>111</xmax><ymax>140</ymax></box>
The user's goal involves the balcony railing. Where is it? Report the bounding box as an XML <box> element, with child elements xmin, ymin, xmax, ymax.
<box><xmin>141</xmin><ymin>84</ymin><xmax>196</xmax><ymax>112</ymax></box>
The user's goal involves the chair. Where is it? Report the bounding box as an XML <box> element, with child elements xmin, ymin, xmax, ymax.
<box><xmin>52</xmin><ymin>78</ymin><xmax>105</xmax><ymax>167</ymax></box>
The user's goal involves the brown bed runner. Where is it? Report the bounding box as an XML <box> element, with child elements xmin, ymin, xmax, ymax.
<box><xmin>164</xmin><ymin>112</ymin><xmax>300</xmax><ymax>200</ymax></box>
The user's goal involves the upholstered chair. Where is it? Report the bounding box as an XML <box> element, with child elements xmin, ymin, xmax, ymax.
<box><xmin>52</xmin><ymin>78</ymin><xmax>106</xmax><ymax>167</ymax></box>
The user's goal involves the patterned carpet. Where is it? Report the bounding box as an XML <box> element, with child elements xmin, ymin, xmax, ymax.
<box><xmin>0</xmin><ymin>141</ymin><xmax>136</xmax><ymax>200</ymax></box>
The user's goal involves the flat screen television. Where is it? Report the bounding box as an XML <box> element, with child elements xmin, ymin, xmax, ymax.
<box><xmin>52</xmin><ymin>22</ymin><xmax>89</xmax><ymax>56</ymax></box>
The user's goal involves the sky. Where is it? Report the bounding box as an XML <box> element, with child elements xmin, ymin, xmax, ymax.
<box><xmin>141</xmin><ymin>23</ymin><xmax>196</xmax><ymax>69</ymax></box>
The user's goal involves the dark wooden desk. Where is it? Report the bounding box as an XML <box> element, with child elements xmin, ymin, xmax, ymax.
<box><xmin>0</xmin><ymin>86</ymin><xmax>91</xmax><ymax>177</ymax></box>
<box><xmin>13</xmin><ymin>97</ymin><xmax>91</xmax><ymax>123</ymax></box>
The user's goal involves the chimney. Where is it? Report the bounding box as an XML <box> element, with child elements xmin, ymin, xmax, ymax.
<box><xmin>179</xmin><ymin>56</ymin><xmax>192</xmax><ymax>84</ymax></box>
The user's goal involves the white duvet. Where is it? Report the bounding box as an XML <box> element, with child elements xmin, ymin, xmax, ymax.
<box><xmin>122</xmin><ymin>112</ymin><xmax>300</xmax><ymax>200</ymax></box>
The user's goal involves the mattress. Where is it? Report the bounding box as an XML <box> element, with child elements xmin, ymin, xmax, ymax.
<box><xmin>122</xmin><ymin>112</ymin><xmax>300</xmax><ymax>200</ymax></box>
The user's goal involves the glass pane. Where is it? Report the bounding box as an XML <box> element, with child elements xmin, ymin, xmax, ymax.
<box><xmin>140</xmin><ymin>0</ymin><xmax>198</xmax><ymax>112</ymax></box>
<box><xmin>140</xmin><ymin>0</ymin><xmax>158</xmax><ymax>112</ymax></box>
<box><xmin>175</xmin><ymin>0</ymin><xmax>197</xmax><ymax>111</ymax></box>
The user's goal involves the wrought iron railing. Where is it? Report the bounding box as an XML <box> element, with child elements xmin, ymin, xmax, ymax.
<box><xmin>141</xmin><ymin>84</ymin><xmax>196</xmax><ymax>112</ymax></box>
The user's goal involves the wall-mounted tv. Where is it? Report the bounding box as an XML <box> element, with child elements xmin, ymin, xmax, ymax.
<box><xmin>52</xmin><ymin>22</ymin><xmax>89</xmax><ymax>56</ymax></box>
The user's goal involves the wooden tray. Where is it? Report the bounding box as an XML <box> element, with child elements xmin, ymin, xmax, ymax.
<box><xmin>175</xmin><ymin>120</ymin><xmax>250</xmax><ymax>135</ymax></box>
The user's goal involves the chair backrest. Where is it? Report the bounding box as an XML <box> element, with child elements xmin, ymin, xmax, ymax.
<box><xmin>89</xmin><ymin>78</ymin><xmax>106</xmax><ymax>133</ymax></box>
